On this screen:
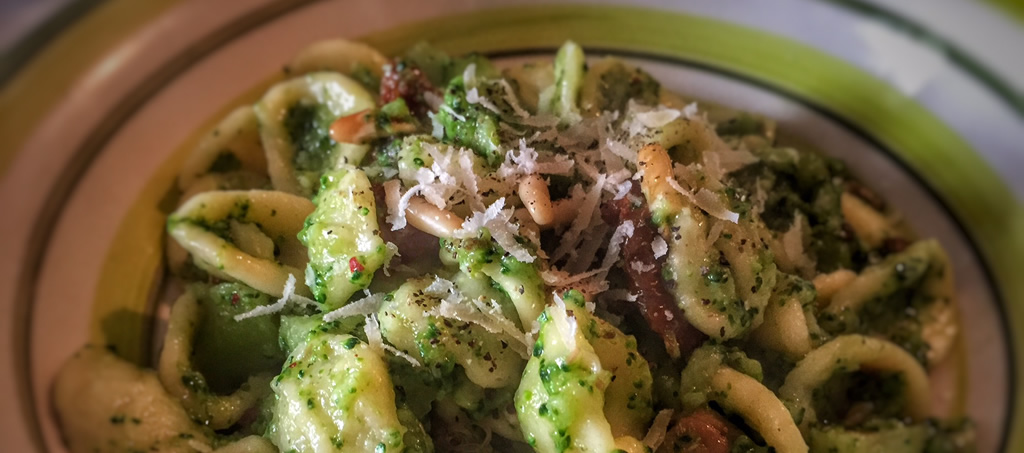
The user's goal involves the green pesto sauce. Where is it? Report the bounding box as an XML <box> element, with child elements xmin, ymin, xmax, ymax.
<box><xmin>436</xmin><ymin>76</ymin><xmax>503</xmax><ymax>166</ymax></box>
<box><xmin>728</xmin><ymin>147</ymin><xmax>861</xmax><ymax>272</ymax></box>
<box><xmin>191</xmin><ymin>282</ymin><xmax>285</xmax><ymax>393</ymax></box>
<box><xmin>284</xmin><ymin>102</ymin><xmax>338</xmax><ymax>173</ymax></box>
<box><xmin>595</xmin><ymin>63</ymin><xmax>660</xmax><ymax>113</ymax></box>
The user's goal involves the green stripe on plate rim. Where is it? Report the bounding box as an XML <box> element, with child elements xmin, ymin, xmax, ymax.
<box><xmin>88</xmin><ymin>4</ymin><xmax>1023</xmax><ymax>451</ymax></box>
<box><xmin>984</xmin><ymin>0</ymin><xmax>1024</xmax><ymax>25</ymax></box>
<box><xmin>824</xmin><ymin>0</ymin><xmax>1024</xmax><ymax>116</ymax></box>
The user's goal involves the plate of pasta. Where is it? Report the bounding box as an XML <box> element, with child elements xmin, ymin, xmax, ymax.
<box><xmin>1</xmin><ymin>1</ymin><xmax>1022</xmax><ymax>453</ymax></box>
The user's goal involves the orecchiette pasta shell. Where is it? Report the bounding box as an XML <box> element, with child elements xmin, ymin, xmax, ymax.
<box><xmin>255</xmin><ymin>72</ymin><xmax>375</xmax><ymax>195</ymax></box>
<box><xmin>710</xmin><ymin>367</ymin><xmax>808</xmax><ymax>453</ymax></box>
<box><xmin>157</xmin><ymin>291</ymin><xmax>272</xmax><ymax>430</ymax></box>
<box><xmin>779</xmin><ymin>335</ymin><xmax>931</xmax><ymax>433</ymax></box>
<box><xmin>168</xmin><ymin>190</ymin><xmax>314</xmax><ymax>297</ymax></box>
<box><xmin>177</xmin><ymin>105</ymin><xmax>267</xmax><ymax>191</ymax></box>
<box><xmin>54</xmin><ymin>346</ymin><xmax>211</xmax><ymax>452</ymax></box>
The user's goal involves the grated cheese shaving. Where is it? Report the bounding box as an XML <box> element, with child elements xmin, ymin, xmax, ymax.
<box><xmin>427</xmin><ymin>111</ymin><xmax>444</xmax><ymax>139</ymax></box>
<box><xmin>694</xmin><ymin>188</ymin><xmax>739</xmax><ymax>223</ymax></box>
<box><xmin>665</xmin><ymin>167</ymin><xmax>740</xmax><ymax>224</ymax></box>
<box><xmin>682</xmin><ymin>102</ymin><xmax>698</xmax><ymax>118</ymax></box>
<box><xmin>643</xmin><ymin>409</ymin><xmax>675</xmax><ymax>450</ymax></box>
<box><xmin>630</xmin><ymin>260</ymin><xmax>656</xmax><ymax>273</ymax></box>
<box><xmin>462</xmin><ymin>63</ymin><xmax>477</xmax><ymax>88</ymax></box>
<box><xmin>234</xmin><ymin>274</ymin><xmax>315</xmax><ymax>321</ymax></box>
<box><xmin>454</xmin><ymin>198</ymin><xmax>535</xmax><ymax>263</ymax></box>
<box><xmin>437</xmin><ymin>300</ymin><xmax>529</xmax><ymax>359</ymax></box>
<box><xmin>605</xmin><ymin>138</ymin><xmax>637</xmax><ymax>164</ymax></box>
<box><xmin>541</xmin><ymin>267</ymin><xmax>604</xmax><ymax>288</ymax></box>
<box><xmin>598</xmin><ymin>220</ymin><xmax>634</xmax><ymax>275</ymax></box>
<box><xmin>383</xmin><ymin>343</ymin><xmax>422</xmax><ymax>366</ymax></box>
<box><xmin>466</xmin><ymin>87</ymin><xmax>502</xmax><ymax>114</ymax></box>
<box><xmin>568</xmin><ymin>222</ymin><xmax>608</xmax><ymax>274</ymax></box>
<box><xmin>635</xmin><ymin>108</ymin><xmax>681</xmax><ymax>129</ymax></box>
<box><xmin>705</xmin><ymin>219</ymin><xmax>725</xmax><ymax>249</ymax></box>
<box><xmin>496</xmin><ymin>78</ymin><xmax>532</xmax><ymax>119</ymax></box>
<box><xmin>440</xmin><ymin>104</ymin><xmax>466</xmax><ymax>122</ymax></box>
<box><xmin>551</xmin><ymin>292</ymin><xmax>578</xmax><ymax>353</ymax></box>
<box><xmin>782</xmin><ymin>212</ymin><xmax>816</xmax><ymax>273</ymax></box>
<box><xmin>612</xmin><ymin>181</ymin><xmax>632</xmax><ymax>200</ymax></box>
<box><xmin>552</xmin><ymin>175</ymin><xmax>606</xmax><ymax>263</ymax></box>
<box><xmin>323</xmin><ymin>291</ymin><xmax>385</xmax><ymax>322</ymax></box>
<box><xmin>652</xmin><ymin>236</ymin><xmax>668</xmax><ymax>259</ymax></box>
<box><xmin>363</xmin><ymin>314</ymin><xmax>384</xmax><ymax>354</ymax></box>
<box><xmin>381</xmin><ymin>242</ymin><xmax>400</xmax><ymax>276</ymax></box>
<box><xmin>424</xmin><ymin>276</ymin><xmax>529</xmax><ymax>358</ymax></box>
<box><xmin>497</xmin><ymin>140</ymin><xmax>574</xmax><ymax>181</ymax></box>
<box><xmin>598</xmin><ymin>289</ymin><xmax>638</xmax><ymax>305</ymax></box>
<box><xmin>702</xmin><ymin>151</ymin><xmax>726</xmax><ymax>191</ymax></box>
<box><xmin>715</xmin><ymin>148</ymin><xmax>759</xmax><ymax>172</ymax></box>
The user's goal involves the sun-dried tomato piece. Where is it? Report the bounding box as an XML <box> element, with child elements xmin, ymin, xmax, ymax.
<box><xmin>658</xmin><ymin>410</ymin><xmax>731</xmax><ymax>453</ymax></box>
<box><xmin>602</xmin><ymin>188</ymin><xmax>704</xmax><ymax>358</ymax></box>
<box><xmin>379</xmin><ymin>59</ymin><xmax>437</xmax><ymax>118</ymax></box>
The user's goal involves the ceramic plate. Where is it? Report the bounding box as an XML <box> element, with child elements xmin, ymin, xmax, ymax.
<box><xmin>1</xmin><ymin>1</ymin><xmax>1021</xmax><ymax>452</ymax></box>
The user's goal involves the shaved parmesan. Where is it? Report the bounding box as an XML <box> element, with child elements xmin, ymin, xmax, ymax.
<box><xmin>383</xmin><ymin>343</ymin><xmax>422</xmax><ymax>366</ymax></box>
<box><xmin>599</xmin><ymin>289</ymin><xmax>638</xmax><ymax>304</ymax></box>
<box><xmin>630</xmin><ymin>261</ymin><xmax>656</xmax><ymax>273</ymax></box>
<box><xmin>568</xmin><ymin>222</ymin><xmax>608</xmax><ymax>274</ymax></box>
<box><xmin>462</xmin><ymin>63</ymin><xmax>477</xmax><ymax>88</ymax></box>
<box><xmin>652</xmin><ymin>236</ymin><xmax>668</xmax><ymax>259</ymax></box>
<box><xmin>635</xmin><ymin>108</ymin><xmax>681</xmax><ymax>129</ymax></box>
<box><xmin>705</xmin><ymin>219</ymin><xmax>725</xmax><ymax>249</ymax></box>
<box><xmin>381</xmin><ymin>242</ymin><xmax>400</xmax><ymax>276</ymax></box>
<box><xmin>440</xmin><ymin>104</ymin><xmax>465</xmax><ymax>122</ymax></box>
<box><xmin>234</xmin><ymin>274</ymin><xmax>314</xmax><ymax>321</ymax></box>
<box><xmin>599</xmin><ymin>220</ymin><xmax>634</xmax><ymax>274</ymax></box>
<box><xmin>665</xmin><ymin>167</ymin><xmax>740</xmax><ymax>224</ymax></box>
<box><xmin>363</xmin><ymin>314</ymin><xmax>384</xmax><ymax>353</ymax></box>
<box><xmin>497</xmin><ymin>140</ymin><xmax>574</xmax><ymax>181</ymax></box>
<box><xmin>715</xmin><ymin>148</ymin><xmax>759</xmax><ymax>172</ymax></box>
<box><xmin>682</xmin><ymin>102</ymin><xmax>698</xmax><ymax>118</ymax></box>
<box><xmin>497</xmin><ymin>78</ymin><xmax>532</xmax><ymax>119</ymax></box>
<box><xmin>466</xmin><ymin>87</ymin><xmax>502</xmax><ymax>114</ymax></box>
<box><xmin>782</xmin><ymin>213</ymin><xmax>816</xmax><ymax>273</ymax></box>
<box><xmin>605</xmin><ymin>138</ymin><xmax>637</xmax><ymax>163</ymax></box>
<box><xmin>424</xmin><ymin>276</ymin><xmax>529</xmax><ymax>358</ymax></box>
<box><xmin>541</xmin><ymin>267</ymin><xmax>605</xmax><ymax>288</ymax></box>
<box><xmin>694</xmin><ymin>188</ymin><xmax>739</xmax><ymax>223</ymax></box>
<box><xmin>643</xmin><ymin>409</ymin><xmax>675</xmax><ymax>450</ymax></box>
<box><xmin>323</xmin><ymin>291</ymin><xmax>385</xmax><ymax>322</ymax></box>
<box><xmin>551</xmin><ymin>292</ymin><xmax>578</xmax><ymax>353</ymax></box>
<box><xmin>552</xmin><ymin>175</ymin><xmax>606</xmax><ymax>263</ymax></box>
<box><xmin>455</xmin><ymin>198</ymin><xmax>535</xmax><ymax>262</ymax></box>
<box><xmin>612</xmin><ymin>181</ymin><xmax>632</xmax><ymax>200</ymax></box>
<box><xmin>427</xmin><ymin>111</ymin><xmax>444</xmax><ymax>138</ymax></box>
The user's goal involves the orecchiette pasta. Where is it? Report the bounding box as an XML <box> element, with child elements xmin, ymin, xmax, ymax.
<box><xmin>176</xmin><ymin>105</ymin><xmax>267</xmax><ymax>191</ymax></box>
<box><xmin>168</xmin><ymin>190</ymin><xmax>313</xmax><ymax>298</ymax></box>
<box><xmin>256</xmin><ymin>72</ymin><xmax>375</xmax><ymax>196</ymax></box>
<box><xmin>158</xmin><ymin>291</ymin><xmax>271</xmax><ymax>430</ymax></box>
<box><xmin>55</xmin><ymin>39</ymin><xmax>972</xmax><ymax>453</ymax></box>
<box><xmin>779</xmin><ymin>335</ymin><xmax>931</xmax><ymax>432</ymax></box>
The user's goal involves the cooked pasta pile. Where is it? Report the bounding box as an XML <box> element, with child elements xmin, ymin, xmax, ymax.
<box><xmin>54</xmin><ymin>40</ymin><xmax>975</xmax><ymax>453</ymax></box>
